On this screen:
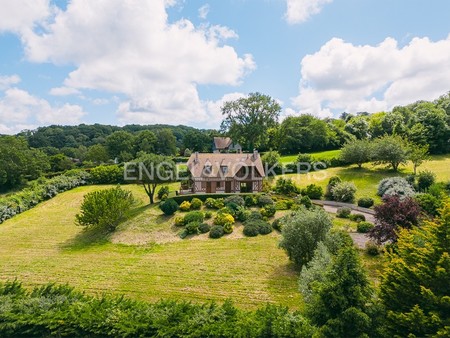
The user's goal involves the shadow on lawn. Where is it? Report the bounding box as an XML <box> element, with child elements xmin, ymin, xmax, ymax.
<box><xmin>60</xmin><ymin>204</ymin><xmax>150</xmax><ymax>251</ymax></box>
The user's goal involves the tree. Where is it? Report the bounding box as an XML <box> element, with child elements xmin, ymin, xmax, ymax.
<box><xmin>183</xmin><ymin>130</ymin><xmax>211</xmax><ymax>152</ymax></box>
<box><xmin>380</xmin><ymin>201</ymin><xmax>450</xmax><ymax>337</ymax></box>
<box><xmin>85</xmin><ymin>144</ymin><xmax>110</xmax><ymax>163</ymax></box>
<box><xmin>344</xmin><ymin>115</ymin><xmax>370</xmax><ymax>139</ymax></box>
<box><xmin>306</xmin><ymin>246</ymin><xmax>375</xmax><ymax>337</ymax></box>
<box><xmin>220</xmin><ymin>92</ymin><xmax>281</xmax><ymax>151</ymax></box>
<box><xmin>49</xmin><ymin>154</ymin><xmax>75</xmax><ymax>172</ymax></box>
<box><xmin>261</xmin><ymin>150</ymin><xmax>281</xmax><ymax>174</ymax></box>
<box><xmin>126</xmin><ymin>153</ymin><xmax>176</xmax><ymax>204</ymax></box>
<box><xmin>75</xmin><ymin>186</ymin><xmax>136</xmax><ymax>232</ymax></box>
<box><xmin>340</xmin><ymin>139</ymin><xmax>372</xmax><ymax>168</ymax></box>
<box><xmin>279</xmin><ymin>207</ymin><xmax>332</xmax><ymax>268</ymax></box>
<box><xmin>369</xmin><ymin>195</ymin><xmax>421</xmax><ymax>244</ymax></box>
<box><xmin>372</xmin><ymin>135</ymin><xmax>409</xmax><ymax>171</ymax></box>
<box><xmin>155</xmin><ymin>129</ymin><xmax>177</xmax><ymax>155</ymax></box>
<box><xmin>408</xmin><ymin>143</ymin><xmax>429</xmax><ymax>175</ymax></box>
<box><xmin>105</xmin><ymin>131</ymin><xmax>135</xmax><ymax>162</ymax></box>
<box><xmin>134</xmin><ymin>130</ymin><xmax>157</xmax><ymax>154</ymax></box>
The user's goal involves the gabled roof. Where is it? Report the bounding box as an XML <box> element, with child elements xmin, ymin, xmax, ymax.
<box><xmin>187</xmin><ymin>152</ymin><xmax>265</xmax><ymax>179</ymax></box>
<box><xmin>213</xmin><ymin>137</ymin><xmax>233</xmax><ymax>150</ymax></box>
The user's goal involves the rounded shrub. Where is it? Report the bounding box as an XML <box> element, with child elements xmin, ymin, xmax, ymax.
<box><xmin>349</xmin><ymin>213</ymin><xmax>366</xmax><ymax>223</ymax></box>
<box><xmin>223</xmin><ymin>223</ymin><xmax>234</xmax><ymax>234</ymax></box>
<box><xmin>377</xmin><ymin>177</ymin><xmax>414</xmax><ymax>198</ymax></box>
<box><xmin>336</xmin><ymin>207</ymin><xmax>351</xmax><ymax>218</ymax></box>
<box><xmin>261</xmin><ymin>204</ymin><xmax>276</xmax><ymax>218</ymax></box>
<box><xmin>272</xmin><ymin>218</ymin><xmax>284</xmax><ymax>232</ymax></box>
<box><xmin>243</xmin><ymin>224</ymin><xmax>259</xmax><ymax>237</ymax></box>
<box><xmin>357</xmin><ymin>197</ymin><xmax>374</xmax><ymax>208</ymax></box>
<box><xmin>198</xmin><ymin>222</ymin><xmax>211</xmax><ymax>234</ymax></box>
<box><xmin>257</xmin><ymin>194</ymin><xmax>274</xmax><ymax>207</ymax></box>
<box><xmin>415</xmin><ymin>193</ymin><xmax>442</xmax><ymax>217</ymax></box>
<box><xmin>417</xmin><ymin>170</ymin><xmax>436</xmax><ymax>192</ymax></box>
<box><xmin>365</xmin><ymin>240</ymin><xmax>380</xmax><ymax>256</ymax></box>
<box><xmin>205</xmin><ymin>198</ymin><xmax>216</xmax><ymax>209</ymax></box>
<box><xmin>235</xmin><ymin>206</ymin><xmax>250</xmax><ymax>222</ymax></box>
<box><xmin>224</xmin><ymin>195</ymin><xmax>245</xmax><ymax>207</ymax></box>
<box><xmin>357</xmin><ymin>221</ymin><xmax>374</xmax><ymax>233</ymax></box>
<box><xmin>179</xmin><ymin>200</ymin><xmax>191</xmax><ymax>212</ymax></box>
<box><xmin>301</xmin><ymin>184</ymin><xmax>323</xmax><ymax>200</ymax></box>
<box><xmin>159</xmin><ymin>198</ymin><xmax>179</xmax><ymax>216</ymax></box>
<box><xmin>213</xmin><ymin>212</ymin><xmax>235</xmax><ymax>226</ymax></box>
<box><xmin>157</xmin><ymin>186</ymin><xmax>170</xmax><ymax>200</ymax></box>
<box><xmin>247</xmin><ymin>210</ymin><xmax>263</xmax><ymax>221</ymax></box>
<box><xmin>299</xmin><ymin>195</ymin><xmax>312</xmax><ymax>208</ymax></box>
<box><xmin>204</xmin><ymin>210</ymin><xmax>213</xmax><ymax>219</ymax></box>
<box><xmin>209</xmin><ymin>225</ymin><xmax>224</xmax><ymax>239</ymax></box>
<box><xmin>183</xmin><ymin>211</ymin><xmax>204</xmax><ymax>224</ymax></box>
<box><xmin>174</xmin><ymin>216</ymin><xmax>185</xmax><ymax>227</ymax></box>
<box><xmin>325</xmin><ymin>176</ymin><xmax>342</xmax><ymax>200</ymax></box>
<box><xmin>258</xmin><ymin>221</ymin><xmax>273</xmax><ymax>235</ymax></box>
<box><xmin>244</xmin><ymin>195</ymin><xmax>257</xmax><ymax>207</ymax></box>
<box><xmin>190</xmin><ymin>198</ymin><xmax>202</xmax><ymax>210</ymax></box>
<box><xmin>331</xmin><ymin>182</ymin><xmax>357</xmax><ymax>203</ymax></box>
<box><xmin>185</xmin><ymin>221</ymin><xmax>200</xmax><ymax>235</ymax></box>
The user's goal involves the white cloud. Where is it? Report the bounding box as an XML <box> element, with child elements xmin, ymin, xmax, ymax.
<box><xmin>0</xmin><ymin>88</ymin><xmax>86</xmax><ymax>134</ymax></box>
<box><xmin>199</xmin><ymin>4</ymin><xmax>210</xmax><ymax>19</ymax></box>
<box><xmin>285</xmin><ymin>0</ymin><xmax>332</xmax><ymax>24</ymax></box>
<box><xmin>49</xmin><ymin>86</ymin><xmax>81</xmax><ymax>96</ymax></box>
<box><xmin>291</xmin><ymin>35</ymin><xmax>450</xmax><ymax>116</ymax></box>
<box><xmin>17</xmin><ymin>0</ymin><xmax>254</xmax><ymax>127</ymax></box>
<box><xmin>0</xmin><ymin>0</ymin><xmax>51</xmax><ymax>33</ymax></box>
<box><xmin>0</xmin><ymin>74</ymin><xmax>21</xmax><ymax>90</ymax></box>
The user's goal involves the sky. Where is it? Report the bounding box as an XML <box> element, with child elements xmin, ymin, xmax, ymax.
<box><xmin>0</xmin><ymin>0</ymin><xmax>450</xmax><ymax>134</ymax></box>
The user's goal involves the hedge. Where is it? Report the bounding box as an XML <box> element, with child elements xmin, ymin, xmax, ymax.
<box><xmin>172</xmin><ymin>193</ymin><xmax>257</xmax><ymax>204</ymax></box>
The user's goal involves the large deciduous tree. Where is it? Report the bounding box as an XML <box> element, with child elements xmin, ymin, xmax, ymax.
<box><xmin>220</xmin><ymin>92</ymin><xmax>281</xmax><ymax>151</ymax></box>
<box><xmin>372</xmin><ymin>135</ymin><xmax>409</xmax><ymax>171</ymax></box>
<box><xmin>380</xmin><ymin>201</ymin><xmax>450</xmax><ymax>337</ymax></box>
<box><xmin>340</xmin><ymin>139</ymin><xmax>373</xmax><ymax>168</ymax></box>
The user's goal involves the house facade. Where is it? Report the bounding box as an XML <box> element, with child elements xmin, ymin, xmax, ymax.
<box><xmin>182</xmin><ymin>151</ymin><xmax>264</xmax><ymax>194</ymax></box>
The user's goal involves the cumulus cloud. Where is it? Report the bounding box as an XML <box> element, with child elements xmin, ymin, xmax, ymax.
<box><xmin>285</xmin><ymin>0</ymin><xmax>332</xmax><ymax>24</ymax></box>
<box><xmin>199</xmin><ymin>4</ymin><xmax>210</xmax><ymax>19</ymax></box>
<box><xmin>0</xmin><ymin>0</ymin><xmax>52</xmax><ymax>33</ymax></box>
<box><xmin>0</xmin><ymin>88</ymin><xmax>86</xmax><ymax>134</ymax></box>
<box><xmin>16</xmin><ymin>0</ymin><xmax>254</xmax><ymax>127</ymax></box>
<box><xmin>292</xmin><ymin>35</ymin><xmax>450</xmax><ymax>116</ymax></box>
<box><xmin>49</xmin><ymin>86</ymin><xmax>81</xmax><ymax>96</ymax></box>
<box><xmin>0</xmin><ymin>74</ymin><xmax>21</xmax><ymax>90</ymax></box>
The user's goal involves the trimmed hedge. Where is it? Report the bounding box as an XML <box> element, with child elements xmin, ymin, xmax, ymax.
<box><xmin>172</xmin><ymin>193</ymin><xmax>256</xmax><ymax>204</ymax></box>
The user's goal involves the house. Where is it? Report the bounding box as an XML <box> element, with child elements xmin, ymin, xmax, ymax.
<box><xmin>213</xmin><ymin>137</ymin><xmax>242</xmax><ymax>153</ymax></box>
<box><xmin>182</xmin><ymin>150</ymin><xmax>265</xmax><ymax>194</ymax></box>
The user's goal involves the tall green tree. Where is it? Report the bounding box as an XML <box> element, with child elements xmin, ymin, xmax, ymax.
<box><xmin>105</xmin><ymin>131</ymin><xmax>135</xmax><ymax>161</ymax></box>
<box><xmin>409</xmin><ymin>143</ymin><xmax>430</xmax><ymax>175</ymax></box>
<box><xmin>372</xmin><ymin>135</ymin><xmax>409</xmax><ymax>171</ymax></box>
<box><xmin>183</xmin><ymin>130</ymin><xmax>212</xmax><ymax>152</ymax></box>
<box><xmin>155</xmin><ymin>129</ymin><xmax>177</xmax><ymax>155</ymax></box>
<box><xmin>134</xmin><ymin>130</ymin><xmax>157</xmax><ymax>154</ymax></box>
<box><xmin>220</xmin><ymin>92</ymin><xmax>281</xmax><ymax>151</ymax></box>
<box><xmin>340</xmin><ymin>139</ymin><xmax>373</xmax><ymax>168</ymax></box>
<box><xmin>380</xmin><ymin>201</ymin><xmax>450</xmax><ymax>337</ymax></box>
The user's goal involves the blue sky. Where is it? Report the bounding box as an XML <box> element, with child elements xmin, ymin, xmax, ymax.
<box><xmin>1</xmin><ymin>0</ymin><xmax>449</xmax><ymax>134</ymax></box>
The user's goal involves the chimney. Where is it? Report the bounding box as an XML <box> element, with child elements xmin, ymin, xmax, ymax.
<box><xmin>195</xmin><ymin>152</ymin><xmax>199</xmax><ymax>163</ymax></box>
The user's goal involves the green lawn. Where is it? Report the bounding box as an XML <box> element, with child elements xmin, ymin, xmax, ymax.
<box><xmin>0</xmin><ymin>185</ymin><xmax>301</xmax><ymax>310</ymax></box>
<box><xmin>279</xmin><ymin>149</ymin><xmax>342</xmax><ymax>164</ymax></box>
<box><xmin>280</xmin><ymin>154</ymin><xmax>450</xmax><ymax>201</ymax></box>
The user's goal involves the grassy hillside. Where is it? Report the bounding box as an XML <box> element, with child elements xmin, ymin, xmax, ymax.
<box><xmin>279</xmin><ymin>149</ymin><xmax>341</xmax><ymax>164</ymax></box>
<box><xmin>0</xmin><ymin>185</ymin><xmax>302</xmax><ymax>309</ymax></box>
<box><xmin>280</xmin><ymin>154</ymin><xmax>450</xmax><ymax>201</ymax></box>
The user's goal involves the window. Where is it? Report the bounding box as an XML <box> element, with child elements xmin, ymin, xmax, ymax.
<box><xmin>204</xmin><ymin>165</ymin><xmax>212</xmax><ymax>174</ymax></box>
<box><xmin>220</xmin><ymin>166</ymin><xmax>228</xmax><ymax>174</ymax></box>
<box><xmin>216</xmin><ymin>181</ymin><xmax>221</xmax><ymax>188</ymax></box>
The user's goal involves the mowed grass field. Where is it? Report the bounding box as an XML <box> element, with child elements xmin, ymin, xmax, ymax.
<box><xmin>279</xmin><ymin>149</ymin><xmax>341</xmax><ymax>164</ymax></box>
<box><xmin>0</xmin><ymin>185</ymin><xmax>302</xmax><ymax>309</ymax></box>
<box><xmin>279</xmin><ymin>154</ymin><xmax>450</xmax><ymax>201</ymax></box>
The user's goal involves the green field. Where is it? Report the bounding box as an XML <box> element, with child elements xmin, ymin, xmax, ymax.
<box><xmin>0</xmin><ymin>185</ymin><xmax>302</xmax><ymax>309</ymax></box>
<box><xmin>280</xmin><ymin>154</ymin><xmax>450</xmax><ymax>201</ymax></box>
<box><xmin>279</xmin><ymin>149</ymin><xmax>342</xmax><ymax>164</ymax></box>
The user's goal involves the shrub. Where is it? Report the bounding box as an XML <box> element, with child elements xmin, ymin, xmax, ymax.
<box><xmin>157</xmin><ymin>186</ymin><xmax>170</xmax><ymax>200</ymax></box>
<box><xmin>377</xmin><ymin>177</ymin><xmax>414</xmax><ymax>198</ymax></box>
<box><xmin>159</xmin><ymin>198</ymin><xmax>179</xmax><ymax>215</ymax></box>
<box><xmin>417</xmin><ymin>170</ymin><xmax>436</xmax><ymax>192</ymax></box>
<box><xmin>243</xmin><ymin>223</ymin><xmax>260</xmax><ymax>237</ymax></box>
<box><xmin>365</xmin><ymin>240</ymin><xmax>380</xmax><ymax>256</ymax></box>
<box><xmin>331</xmin><ymin>182</ymin><xmax>357</xmax><ymax>203</ymax></box>
<box><xmin>299</xmin><ymin>195</ymin><xmax>312</xmax><ymax>208</ymax></box>
<box><xmin>336</xmin><ymin>207</ymin><xmax>351</xmax><ymax>218</ymax></box>
<box><xmin>296</xmin><ymin>153</ymin><xmax>313</xmax><ymax>164</ymax></box>
<box><xmin>324</xmin><ymin>176</ymin><xmax>341</xmax><ymax>200</ymax></box>
<box><xmin>258</xmin><ymin>221</ymin><xmax>273</xmax><ymax>235</ymax></box>
<box><xmin>223</xmin><ymin>223</ymin><xmax>234</xmax><ymax>234</ymax></box>
<box><xmin>179</xmin><ymin>200</ymin><xmax>191</xmax><ymax>211</ymax></box>
<box><xmin>357</xmin><ymin>197</ymin><xmax>374</xmax><ymax>208</ymax></box>
<box><xmin>244</xmin><ymin>195</ymin><xmax>257</xmax><ymax>207</ymax></box>
<box><xmin>261</xmin><ymin>204</ymin><xmax>276</xmax><ymax>218</ymax></box>
<box><xmin>257</xmin><ymin>194</ymin><xmax>274</xmax><ymax>207</ymax></box>
<box><xmin>274</xmin><ymin>178</ymin><xmax>299</xmax><ymax>196</ymax></box>
<box><xmin>205</xmin><ymin>197</ymin><xmax>216</xmax><ymax>209</ymax></box>
<box><xmin>415</xmin><ymin>193</ymin><xmax>443</xmax><ymax>217</ymax></box>
<box><xmin>75</xmin><ymin>186</ymin><xmax>136</xmax><ymax>232</ymax></box>
<box><xmin>275</xmin><ymin>200</ymin><xmax>290</xmax><ymax>210</ymax></box>
<box><xmin>272</xmin><ymin>218</ymin><xmax>284</xmax><ymax>231</ymax></box>
<box><xmin>224</xmin><ymin>195</ymin><xmax>245</xmax><ymax>207</ymax></box>
<box><xmin>247</xmin><ymin>210</ymin><xmax>263</xmax><ymax>221</ymax></box>
<box><xmin>357</xmin><ymin>221</ymin><xmax>374</xmax><ymax>233</ymax></box>
<box><xmin>349</xmin><ymin>213</ymin><xmax>366</xmax><ymax>223</ymax></box>
<box><xmin>301</xmin><ymin>184</ymin><xmax>323</xmax><ymax>200</ymax></box>
<box><xmin>198</xmin><ymin>223</ymin><xmax>211</xmax><ymax>234</ymax></box>
<box><xmin>213</xmin><ymin>212</ymin><xmax>234</xmax><ymax>226</ymax></box>
<box><xmin>209</xmin><ymin>225</ymin><xmax>224</xmax><ymax>238</ymax></box>
<box><xmin>183</xmin><ymin>211</ymin><xmax>204</xmax><ymax>224</ymax></box>
<box><xmin>279</xmin><ymin>207</ymin><xmax>332</xmax><ymax>267</ymax></box>
<box><xmin>213</xmin><ymin>198</ymin><xmax>225</xmax><ymax>209</ymax></box>
<box><xmin>235</xmin><ymin>206</ymin><xmax>251</xmax><ymax>222</ymax></box>
<box><xmin>174</xmin><ymin>216</ymin><xmax>185</xmax><ymax>227</ymax></box>
<box><xmin>190</xmin><ymin>197</ymin><xmax>202</xmax><ymax>210</ymax></box>
<box><xmin>204</xmin><ymin>211</ymin><xmax>213</xmax><ymax>219</ymax></box>
<box><xmin>89</xmin><ymin>165</ymin><xmax>123</xmax><ymax>184</ymax></box>
<box><xmin>185</xmin><ymin>221</ymin><xmax>200</xmax><ymax>235</ymax></box>
<box><xmin>323</xmin><ymin>229</ymin><xmax>353</xmax><ymax>255</ymax></box>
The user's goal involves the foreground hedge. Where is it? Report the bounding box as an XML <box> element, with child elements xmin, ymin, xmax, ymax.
<box><xmin>0</xmin><ymin>170</ymin><xmax>90</xmax><ymax>224</ymax></box>
<box><xmin>172</xmin><ymin>193</ymin><xmax>256</xmax><ymax>204</ymax></box>
<box><xmin>0</xmin><ymin>280</ymin><xmax>315</xmax><ymax>338</ymax></box>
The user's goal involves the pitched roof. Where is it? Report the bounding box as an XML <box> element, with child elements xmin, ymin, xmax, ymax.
<box><xmin>213</xmin><ymin>137</ymin><xmax>233</xmax><ymax>150</ymax></box>
<box><xmin>187</xmin><ymin>152</ymin><xmax>265</xmax><ymax>179</ymax></box>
